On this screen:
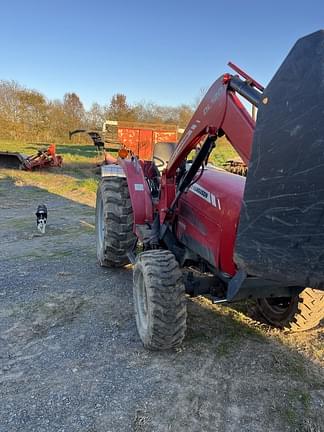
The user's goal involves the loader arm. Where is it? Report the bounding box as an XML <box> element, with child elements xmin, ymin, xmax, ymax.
<box><xmin>165</xmin><ymin>30</ymin><xmax>324</xmax><ymax>291</ymax></box>
<box><xmin>166</xmin><ymin>71</ymin><xmax>261</xmax><ymax>178</ymax></box>
<box><xmin>159</xmin><ymin>69</ymin><xmax>262</xmax><ymax>220</ymax></box>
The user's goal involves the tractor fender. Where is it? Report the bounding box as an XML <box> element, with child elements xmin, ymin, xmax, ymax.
<box><xmin>102</xmin><ymin>159</ymin><xmax>154</xmax><ymax>230</ymax></box>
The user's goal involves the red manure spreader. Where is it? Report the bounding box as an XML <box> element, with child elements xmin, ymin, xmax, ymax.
<box><xmin>96</xmin><ymin>31</ymin><xmax>324</xmax><ymax>349</ymax></box>
<box><xmin>69</xmin><ymin>121</ymin><xmax>182</xmax><ymax>166</ymax></box>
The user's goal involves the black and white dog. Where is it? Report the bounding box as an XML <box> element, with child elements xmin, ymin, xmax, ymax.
<box><xmin>36</xmin><ymin>204</ymin><xmax>47</xmax><ymax>234</ymax></box>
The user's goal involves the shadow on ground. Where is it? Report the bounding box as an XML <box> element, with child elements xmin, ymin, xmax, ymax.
<box><xmin>0</xmin><ymin>175</ymin><xmax>323</xmax><ymax>432</ymax></box>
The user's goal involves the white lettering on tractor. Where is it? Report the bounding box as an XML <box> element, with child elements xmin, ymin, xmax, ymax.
<box><xmin>211</xmin><ymin>87</ymin><xmax>223</xmax><ymax>104</ymax></box>
<box><xmin>135</xmin><ymin>184</ymin><xmax>144</xmax><ymax>191</ymax></box>
<box><xmin>189</xmin><ymin>183</ymin><xmax>220</xmax><ymax>209</ymax></box>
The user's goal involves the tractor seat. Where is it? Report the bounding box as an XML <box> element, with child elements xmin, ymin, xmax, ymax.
<box><xmin>153</xmin><ymin>142</ymin><xmax>177</xmax><ymax>172</ymax></box>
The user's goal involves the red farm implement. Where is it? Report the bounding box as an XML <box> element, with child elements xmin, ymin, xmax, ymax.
<box><xmin>0</xmin><ymin>144</ymin><xmax>63</xmax><ymax>170</ymax></box>
<box><xmin>69</xmin><ymin>121</ymin><xmax>182</xmax><ymax>166</ymax></box>
<box><xmin>103</xmin><ymin>120</ymin><xmax>180</xmax><ymax>160</ymax></box>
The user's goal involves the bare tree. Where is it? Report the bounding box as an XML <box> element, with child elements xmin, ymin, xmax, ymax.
<box><xmin>0</xmin><ymin>81</ymin><xmax>193</xmax><ymax>143</ymax></box>
<box><xmin>87</xmin><ymin>102</ymin><xmax>105</xmax><ymax>129</ymax></box>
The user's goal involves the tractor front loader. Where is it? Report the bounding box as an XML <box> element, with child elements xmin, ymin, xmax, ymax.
<box><xmin>96</xmin><ymin>31</ymin><xmax>324</xmax><ymax>350</ymax></box>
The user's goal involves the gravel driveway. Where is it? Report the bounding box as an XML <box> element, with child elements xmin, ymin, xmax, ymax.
<box><xmin>0</xmin><ymin>176</ymin><xmax>323</xmax><ymax>432</ymax></box>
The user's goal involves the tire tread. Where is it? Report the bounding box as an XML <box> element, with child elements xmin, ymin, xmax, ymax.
<box><xmin>133</xmin><ymin>250</ymin><xmax>187</xmax><ymax>350</ymax></box>
<box><xmin>96</xmin><ymin>177</ymin><xmax>136</xmax><ymax>267</ymax></box>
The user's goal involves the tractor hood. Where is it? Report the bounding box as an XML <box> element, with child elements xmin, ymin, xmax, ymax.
<box><xmin>234</xmin><ymin>30</ymin><xmax>324</xmax><ymax>290</ymax></box>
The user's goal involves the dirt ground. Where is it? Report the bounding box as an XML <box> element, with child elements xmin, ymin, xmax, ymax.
<box><xmin>0</xmin><ymin>175</ymin><xmax>323</xmax><ymax>432</ymax></box>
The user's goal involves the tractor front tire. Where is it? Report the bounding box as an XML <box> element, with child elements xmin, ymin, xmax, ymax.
<box><xmin>256</xmin><ymin>288</ymin><xmax>324</xmax><ymax>331</ymax></box>
<box><xmin>133</xmin><ymin>250</ymin><xmax>187</xmax><ymax>350</ymax></box>
<box><xmin>96</xmin><ymin>177</ymin><xmax>136</xmax><ymax>267</ymax></box>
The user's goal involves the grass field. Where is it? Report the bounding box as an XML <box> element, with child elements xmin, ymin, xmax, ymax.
<box><xmin>0</xmin><ymin>139</ymin><xmax>100</xmax><ymax>206</ymax></box>
<box><xmin>0</xmin><ymin>137</ymin><xmax>239</xmax><ymax>206</ymax></box>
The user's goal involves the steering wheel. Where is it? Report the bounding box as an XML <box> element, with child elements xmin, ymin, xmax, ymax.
<box><xmin>153</xmin><ymin>155</ymin><xmax>165</xmax><ymax>168</ymax></box>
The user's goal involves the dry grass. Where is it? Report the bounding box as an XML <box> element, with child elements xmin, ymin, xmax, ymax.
<box><xmin>0</xmin><ymin>137</ymin><xmax>238</xmax><ymax>207</ymax></box>
<box><xmin>0</xmin><ymin>139</ymin><xmax>100</xmax><ymax>206</ymax></box>
<box><xmin>188</xmin><ymin>296</ymin><xmax>323</xmax><ymax>369</ymax></box>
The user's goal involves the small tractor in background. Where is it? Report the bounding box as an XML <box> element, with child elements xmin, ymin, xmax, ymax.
<box><xmin>0</xmin><ymin>144</ymin><xmax>63</xmax><ymax>170</ymax></box>
<box><xmin>95</xmin><ymin>31</ymin><xmax>324</xmax><ymax>350</ymax></box>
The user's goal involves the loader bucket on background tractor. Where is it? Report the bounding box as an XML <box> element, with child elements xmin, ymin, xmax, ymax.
<box><xmin>235</xmin><ymin>30</ymin><xmax>324</xmax><ymax>290</ymax></box>
<box><xmin>0</xmin><ymin>152</ymin><xmax>26</xmax><ymax>169</ymax></box>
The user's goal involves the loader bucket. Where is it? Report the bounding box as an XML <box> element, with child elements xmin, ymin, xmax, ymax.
<box><xmin>0</xmin><ymin>152</ymin><xmax>26</xmax><ymax>169</ymax></box>
<box><xmin>234</xmin><ymin>30</ymin><xmax>324</xmax><ymax>290</ymax></box>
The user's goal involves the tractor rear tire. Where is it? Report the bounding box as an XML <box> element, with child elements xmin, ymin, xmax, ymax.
<box><xmin>96</xmin><ymin>176</ymin><xmax>136</xmax><ymax>267</ymax></box>
<box><xmin>133</xmin><ymin>250</ymin><xmax>187</xmax><ymax>350</ymax></box>
<box><xmin>256</xmin><ymin>288</ymin><xmax>324</xmax><ymax>331</ymax></box>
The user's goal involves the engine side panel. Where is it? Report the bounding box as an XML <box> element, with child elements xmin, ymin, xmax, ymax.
<box><xmin>177</xmin><ymin>167</ymin><xmax>245</xmax><ymax>275</ymax></box>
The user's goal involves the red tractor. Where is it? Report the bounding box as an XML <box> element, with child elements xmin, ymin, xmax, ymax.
<box><xmin>95</xmin><ymin>31</ymin><xmax>324</xmax><ymax>350</ymax></box>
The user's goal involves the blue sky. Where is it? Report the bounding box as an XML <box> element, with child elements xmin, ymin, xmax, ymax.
<box><xmin>0</xmin><ymin>0</ymin><xmax>323</xmax><ymax>109</ymax></box>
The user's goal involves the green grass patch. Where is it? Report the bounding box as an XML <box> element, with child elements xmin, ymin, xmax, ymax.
<box><xmin>186</xmin><ymin>297</ymin><xmax>264</xmax><ymax>356</ymax></box>
<box><xmin>0</xmin><ymin>140</ymin><xmax>100</xmax><ymax>206</ymax></box>
<box><xmin>78</xmin><ymin>177</ymin><xmax>99</xmax><ymax>193</ymax></box>
<box><xmin>209</xmin><ymin>136</ymin><xmax>240</xmax><ymax>166</ymax></box>
<box><xmin>276</xmin><ymin>388</ymin><xmax>312</xmax><ymax>429</ymax></box>
<box><xmin>0</xmin><ymin>139</ymin><xmax>39</xmax><ymax>154</ymax></box>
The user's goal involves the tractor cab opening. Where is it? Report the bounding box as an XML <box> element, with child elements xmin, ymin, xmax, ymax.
<box><xmin>146</xmin><ymin>141</ymin><xmax>177</xmax><ymax>199</ymax></box>
<box><xmin>152</xmin><ymin>141</ymin><xmax>177</xmax><ymax>172</ymax></box>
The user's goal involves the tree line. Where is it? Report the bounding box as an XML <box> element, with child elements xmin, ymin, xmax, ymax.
<box><xmin>0</xmin><ymin>81</ymin><xmax>194</xmax><ymax>144</ymax></box>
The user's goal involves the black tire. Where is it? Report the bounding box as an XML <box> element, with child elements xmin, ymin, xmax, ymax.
<box><xmin>133</xmin><ymin>250</ymin><xmax>187</xmax><ymax>350</ymax></box>
<box><xmin>256</xmin><ymin>288</ymin><xmax>324</xmax><ymax>331</ymax></box>
<box><xmin>95</xmin><ymin>176</ymin><xmax>136</xmax><ymax>267</ymax></box>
